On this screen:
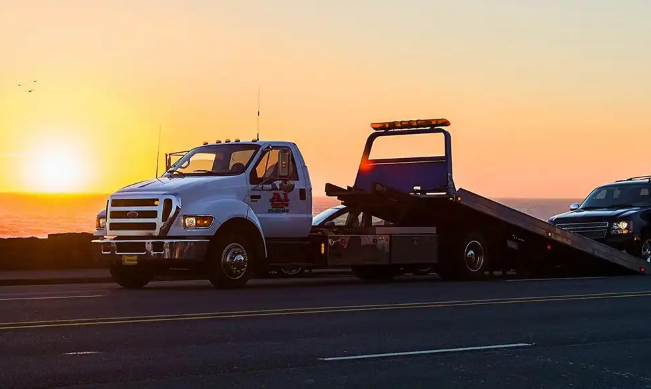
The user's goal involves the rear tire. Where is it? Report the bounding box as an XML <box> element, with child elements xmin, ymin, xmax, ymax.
<box><xmin>110</xmin><ymin>264</ymin><xmax>152</xmax><ymax>289</ymax></box>
<box><xmin>437</xmin><ymin>232</ymin><xmax>491</xmax><ymax>281</ymax></box>
<box><xmin>208</xmin><ymin>233</ymin><xmax>255</xmax><ymax>289</ymax></box>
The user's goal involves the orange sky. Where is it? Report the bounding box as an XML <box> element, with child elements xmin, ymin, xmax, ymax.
<box><xmin>1</xmin><ymin>0</ymin><xmax>650</xmax><ymax>198</ymax></box>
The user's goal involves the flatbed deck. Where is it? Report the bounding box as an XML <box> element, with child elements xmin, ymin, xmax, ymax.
<box><xmin>324</xmin><ymin>118</ymin><xmax>648</xmax><ymax>279</ymax></box>
<box><xmin>325</xmin><ymin>182</ymin><xmax>647</xmax><ymax>277</ymax></box>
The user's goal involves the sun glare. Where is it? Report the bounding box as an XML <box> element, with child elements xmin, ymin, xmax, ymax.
<box><xmin>21</xmin><ymin>139</ymin><xmax>89</xmax><ymax>193</ymax></box>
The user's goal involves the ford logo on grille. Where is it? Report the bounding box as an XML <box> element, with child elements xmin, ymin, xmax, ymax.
<box><xmin>126</xmin><ymin>211</ymin><xmax>139</xmax><ymax>218</ymax></box>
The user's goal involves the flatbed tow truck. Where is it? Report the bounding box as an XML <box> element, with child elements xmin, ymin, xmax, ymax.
<box><xmin>93</xmin><ymin>118</ymin><xmax>648</xmax><ymax>289</ymax></box>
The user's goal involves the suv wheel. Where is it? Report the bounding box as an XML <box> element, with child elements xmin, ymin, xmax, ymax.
<box><xmin>641</xmin><ymin>237</ymin><xmax>651</xmax><ymax>263</ymax></box>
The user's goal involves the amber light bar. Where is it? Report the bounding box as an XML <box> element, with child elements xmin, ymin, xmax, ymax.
<box><xmin>370</xmin><ymin>118</ymin><xmax>451</xmax><ymax>131</ymax></box>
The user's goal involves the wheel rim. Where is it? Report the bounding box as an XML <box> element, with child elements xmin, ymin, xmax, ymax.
<box><xmin>642</xmin><ymin>240</ymin><xmax>651</xmax><ymax>263</ymax></box>
<box><xmin>464</xmin><ymin>240</ymin><xmax>485</xmax><ymax>272</ymax></box>
<box><xmin>280</xmin><ymin>266</ymin><xmax>303</xmax><ymax>275</ymax></box>
<box><xmin>221</xmin><ymin>243</ymin><xmax>248</xmax><ymax>280</ymax></box>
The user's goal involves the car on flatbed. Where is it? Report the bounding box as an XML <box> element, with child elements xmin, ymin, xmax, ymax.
<box><xmin>548</xmin><ymin>176</ymin><xmax>651</xmax><ymax>262</ymax></box>
<box><xmin>312</xmin><ymin>205</ymin><xmax>433</xmax><ymax>276</ymax></box>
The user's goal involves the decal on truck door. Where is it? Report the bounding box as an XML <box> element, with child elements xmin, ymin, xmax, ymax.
<box><xmin>268</xmin><ymin>192</ymin><xmax>290</xmax><ymax>213</ymax></box>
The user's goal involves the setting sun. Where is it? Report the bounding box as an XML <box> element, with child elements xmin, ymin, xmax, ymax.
<box><xmin>20</xmin><ymin>138</ymin><xmax>90</xmax><ymax>193</ymax></box>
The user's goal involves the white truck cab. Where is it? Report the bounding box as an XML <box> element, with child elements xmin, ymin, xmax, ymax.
<box><xmin>94</xmin><ymin>139</ymin><xmax>314</xmax><ymax>289</ymax></box>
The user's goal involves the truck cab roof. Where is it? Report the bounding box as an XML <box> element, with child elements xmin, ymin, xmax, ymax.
<box><xmin>200</xmin><ymin>140</ymin><xmax>297</xmax><ymax>147</ymax></box>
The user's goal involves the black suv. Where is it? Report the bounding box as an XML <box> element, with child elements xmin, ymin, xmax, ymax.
<box><xmin>548</xmin><ymin>176</ymin><xmax>651</xmax><ymax>262</ymax></box>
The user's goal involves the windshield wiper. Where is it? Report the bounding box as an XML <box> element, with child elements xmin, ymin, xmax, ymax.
<box><xmin>168</xmin><ymin>169</ymin><xmax>185</xmax><ymax>177</ymax></box>
<box><xmin>606</xmin><ymin>204</ymin><xmax>635</xmax><ymax>208</ymax></box>
<box><xmin>190</xmin><ymin>169</ymin><xmax>233</xmax><ymax>175</ymax></box>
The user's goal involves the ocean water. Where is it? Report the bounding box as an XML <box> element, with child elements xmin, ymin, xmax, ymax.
<box><xmin>0</xmin><ymin>193</ymin><xmax>580</xmax><ymax>238</ymax></box>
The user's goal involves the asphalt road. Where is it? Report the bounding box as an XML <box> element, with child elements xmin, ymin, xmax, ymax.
<box><xmin>2</xmin><ymin>274</ymin><xmax>651</xmax><ymax>388</ymax></box>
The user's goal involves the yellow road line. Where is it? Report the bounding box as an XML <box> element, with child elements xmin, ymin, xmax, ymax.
<box><xmin>1</xmin><ymin>290</ymin><xmax>650</xmax><ymax>331</ymax></box>
<box><xmin>0</xmin><ymin>290</ymin><xmax>647</xmax><ymax>327</ymax></box>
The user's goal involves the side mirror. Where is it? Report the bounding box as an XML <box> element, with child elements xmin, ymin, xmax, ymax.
<box><xmin>570</xmin><ymin>203</ymin><xmax>580</xmax><ymax>211</ymax></box>
<box><xmin>278</xmin><ymin>149</ymin><xmax>292</xmax><ymax>179</ymax></box>
<box><xmin>280</xmin><ymin>180</ymin><xmax>295</xmax><ymax>193</ymax></box>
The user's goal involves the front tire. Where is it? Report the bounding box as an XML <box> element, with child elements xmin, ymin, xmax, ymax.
<box><xmin>110</xmin><ymin>264</ymin><xmax>152</xmax><ymax>289</ymax></box>
<box><xmin>208</xmin><ymin>233</ymin><xmax>255</xmax><ymax>289</ymax></box>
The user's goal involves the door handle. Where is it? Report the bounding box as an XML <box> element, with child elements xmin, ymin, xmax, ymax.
<box><xmin>250</xmin><ymin>195</ymin><xmax>261</xmax><ymax>200</ymax></box>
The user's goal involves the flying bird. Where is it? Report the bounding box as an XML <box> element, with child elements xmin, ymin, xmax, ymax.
<box><xmin>17</xmin><ymin>80</ymin><xmax>37</xmax><ymax>93</ymax></box>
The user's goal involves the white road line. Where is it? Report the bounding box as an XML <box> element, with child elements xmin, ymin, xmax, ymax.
<box><xmin>319</xmin><ymin>343</ymin><xmax>534</xmax><ymax>361</ymax></box>
<box><xmin>63</xmin><ymin>351</ymin><xmax>101</xmax><ymax>355</ymax></box>
<box><xmin>506</xmin><ymin>277</ymin><xmax>606</xmax><ymax>282</ymax></box>
<box><xmin>0</xmin><ymin>295</ymin><xmax>105</xmax><ymax>302</ymax></box>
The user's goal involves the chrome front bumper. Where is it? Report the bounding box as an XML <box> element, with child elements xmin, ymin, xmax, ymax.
<box><xmin>92</xmin><ymin>238</ymin><xmax>210</xmax><ymax>261</ymax></box>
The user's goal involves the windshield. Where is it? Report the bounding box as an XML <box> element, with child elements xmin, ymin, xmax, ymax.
<box><xmin>164</xmin><ymin>144</ymin><xmax>260</xmax><ymax>177</ymax></box>
<box><xmin>312</xmin><ymin>206</ymin><xmax>345</xmax><ymax>225</ymax></box>
<box><xmin>580</xmin><ymin>184</ymin><xmax>651</xmax><ymax>209</ymax></box>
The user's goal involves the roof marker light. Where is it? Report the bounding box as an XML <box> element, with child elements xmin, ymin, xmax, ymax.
<box><xmin>215</xmin><ymin>140</ymin><xmax>222</xmax><ymax>143</ymax></box>
<box><xmin>225</xmin><ymin>139</ymin><xmax>231</xmax><ymax>143</ymax></box>
<box><xmin>203</xmin><ymin>141</ymin><xmax>208</xmax><ymax>145</ymax></box>
<box><xmin>371</xmin><ymin>118</ymin><xmax>451</xmax><ymax>131</ymax></box>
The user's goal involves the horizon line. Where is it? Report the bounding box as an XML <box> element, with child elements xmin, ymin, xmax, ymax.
<box><xmin>0</xmin><ymin>191</ymin><xmax>584</xmax><ymax>200</ymax></box>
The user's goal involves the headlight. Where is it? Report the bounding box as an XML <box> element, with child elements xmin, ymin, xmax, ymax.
<box><xmin>612</xmin><ymin>220</ymin><xmax>632</xmax><ymax>233</ymax></box>
<box><xmin>96</xmin><ymin>217</ymin><xmax>107</xmax><ymax>229</ymax></box>
<box><xmin>182</xmin><ymin>215</ymin><xmax>214</xmax><ymax>229</ymax></box>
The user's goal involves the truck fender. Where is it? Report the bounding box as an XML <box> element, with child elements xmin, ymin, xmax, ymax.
<box><xmin>211</xmin><ymin>200</ymin><xmax>267</xmax><ymax>259</ymax></box>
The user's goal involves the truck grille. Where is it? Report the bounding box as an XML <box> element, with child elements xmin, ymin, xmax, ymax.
<box><xmin>106</xmin><ymin>195</ymin><xmax>179</xmax><ymax>236</ymax></box>
<box><xmin>555</xmin><ymin>221</ymin><xmax>608</xmax><ymax>239</ymax></box>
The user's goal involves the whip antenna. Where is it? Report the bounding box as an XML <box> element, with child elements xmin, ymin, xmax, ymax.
<box><xmin>256</xmin><ymin>87</ymin><xmax>260</xmax><ymax>141</ymax></box>
<box><xmin>155</xmin><ymin>124</ymin><xmax>162</xmax><ymax>178</ymax></box>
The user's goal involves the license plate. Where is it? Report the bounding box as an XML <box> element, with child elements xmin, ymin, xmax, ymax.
<box><xmin>121</xmin><ymin>255</ymin><xmax>138</xmax><ymax>266</ymax></box>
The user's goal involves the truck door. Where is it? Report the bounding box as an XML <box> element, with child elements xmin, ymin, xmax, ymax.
<box><xmin>247</xmin><ymin>146</ymin><xmax>311</xmax><ymax>238</ymax></box>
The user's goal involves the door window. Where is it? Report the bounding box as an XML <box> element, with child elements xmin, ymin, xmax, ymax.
<box><xmin>371</xmin><ymin>216</ymin><xmax>393</xmax><ymax>226</ymax></box>
<box><xmin>327</xmin><ymin>210</ymin><xmax>362</xmax><ymax>227</ymax></box>
<box><xmin>330</xmin><ymin>212</ymin><xmax>351</xmax><ymax>226</ymax></box>
<box><xmin>250</xmin><ymin>148</ymin><xmax>299</xmax><ymax>184</ymax></box>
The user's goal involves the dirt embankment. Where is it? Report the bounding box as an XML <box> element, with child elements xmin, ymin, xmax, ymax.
<box><xmin>0</xmin><ymin>233</ymin><xmax>102</xmax><ymax>271</ymax></box>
